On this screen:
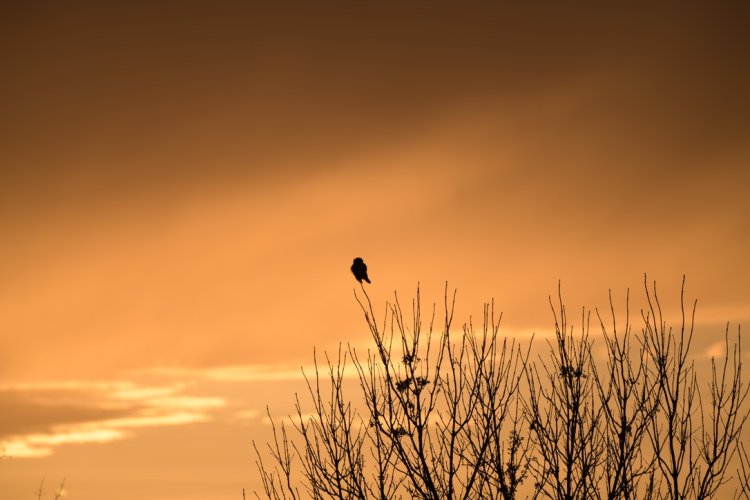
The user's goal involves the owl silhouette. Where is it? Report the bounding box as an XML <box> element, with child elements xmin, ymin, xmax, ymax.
<box><xmin>351</xmin><ymin>257</ymin><xmax>371</xmax><ymax>284</ymax></box>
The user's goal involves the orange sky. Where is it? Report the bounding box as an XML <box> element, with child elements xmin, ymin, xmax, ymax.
<box><xmin>1</xmin><ymin>2</ymin><xmax>749</xmax><ymax>499</ymax></box>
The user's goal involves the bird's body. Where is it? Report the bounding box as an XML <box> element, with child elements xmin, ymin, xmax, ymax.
<box><xmin>351</xmin><ymin>257</ymin><xmax>371</xmax><ymax>284</ymax></box>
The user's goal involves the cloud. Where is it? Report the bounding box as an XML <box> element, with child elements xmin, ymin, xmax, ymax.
<box><xmin>233</xmin><ymin>409</ymin><xmax>259</xmax><ymax>422</ymax></box>
<box><xmin>140</xmin><ymin>365</ymin><xmax>309</xmax><ymax>382</ymax></box>
<box><xmin>136</xmin><ymin>363</ymin><xmax>362</xmax><ymax>382</ymax></box>
<box><xmin>0</xmin><ymin>380</ymin><xmax>225</xmax><ymax>459</ymax></box>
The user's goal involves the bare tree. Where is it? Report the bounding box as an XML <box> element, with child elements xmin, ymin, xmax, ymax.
<box><xmin>253</xmin><ymin>278</ymin><xmax>748</xmax><ymax>500</ymax></box>
<box><xmin>254</xmin><ymin>284</ymin><xmax>531</xmax><ymax>499</ymax></box>
<box><xmin>593</xmin><ymin>289</ymin><xmax>660</xmax><ymax>500</ymax></box>
<box><xmin>526</xmin><ymin>285</ymin><xmax>606</xmax><ymax>500</ymax></box>
<box><xmin>642</xmin><ymin>277</ymin><xmax>749</xmax><ymax>499</ymax></box>
<box><xmin>735</xmin><ymin>442</ymin><xmax>750</xmax><ymax>499</ymax></box>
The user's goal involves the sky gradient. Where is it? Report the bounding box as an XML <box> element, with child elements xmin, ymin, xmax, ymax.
<box><xmin>2</xmin><ymin>2</ymin><xmax>749</xmax><ymax>499</ymax></box>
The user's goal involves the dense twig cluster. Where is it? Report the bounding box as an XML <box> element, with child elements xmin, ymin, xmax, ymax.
<box><xmin>254</xmin><ymin>278</ymin><xmax>749</xmax><ymax>499</ymax></box>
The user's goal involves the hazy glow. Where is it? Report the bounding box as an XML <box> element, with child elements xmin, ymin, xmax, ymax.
<box><xmin>0</xmin><ymin>3</ymin><xmax>748</xmax><ymax>499</ymax></box>
<box><xmin>233</xmin><ymin>409</ymin><xmax>260</xmax><ymax>422</ymax></box>
<box><xmin>704</xmin><ymin>340</ymin><xmax>728</xmax><ymax>359</ymax></box>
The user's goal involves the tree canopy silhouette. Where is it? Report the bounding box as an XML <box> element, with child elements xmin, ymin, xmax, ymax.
<box><xmin>253</xmin><ymin>277</ymin><xmax>749</xmax><ymax>499</ymax></box>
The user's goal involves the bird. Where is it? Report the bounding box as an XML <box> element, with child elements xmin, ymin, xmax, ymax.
<box><xmin>351</xmin><ymin>257</ymin><xmax>371</xmax><ymax>284</ymax></box>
